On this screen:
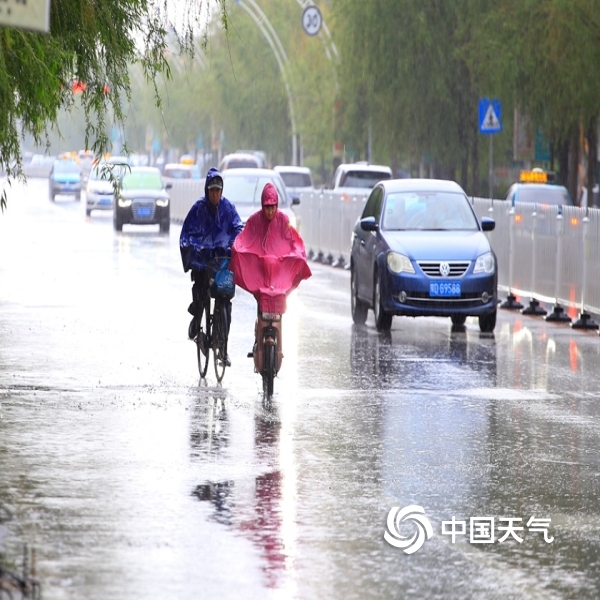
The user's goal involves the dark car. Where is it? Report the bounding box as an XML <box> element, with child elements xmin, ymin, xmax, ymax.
<box><xmin>49</xmin><ymin>158</ymin><xmax>83</xmax><ymax>201</ymax></box>
<box><xmin>113</xmin><ymin>166</ymin><xmax>172</xmax><ymax>233</ymax></box>
<box><xmin>351</xmin><ymin>178</ymin><xmax>498</xmax><ymax>332</ymax></box>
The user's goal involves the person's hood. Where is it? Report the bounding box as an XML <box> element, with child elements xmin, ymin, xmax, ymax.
<box><xmin>204</xmin><ymin>166</ymin><xmax>223</xmax><ymax>198</ymax></box>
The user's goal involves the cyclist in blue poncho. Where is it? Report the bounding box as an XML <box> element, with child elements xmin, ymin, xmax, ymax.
<box><xmin>180</xmin><ymin>167</ymin><xmax>243</xmax><ymax>363</ymax></box>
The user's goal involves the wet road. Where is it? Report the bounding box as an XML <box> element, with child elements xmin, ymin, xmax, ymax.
<box><xmin>1</xmin><ymin>179</ymin><xmax>600</xmax><ymax>599</ymax></box>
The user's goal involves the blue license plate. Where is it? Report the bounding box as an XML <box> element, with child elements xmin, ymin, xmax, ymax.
<box><xmin>430</xmin><ymin>281</ymin><xmax>461</xmax><ymax>297</ymax></box>
<box><xmin>137</xmin><ymin>207</ymin><xmax>151</xmax><ymax>217</ymax></box>
<box><xmin>99</xmin><ymin>197</ymin><xmax>111</xmax><ymax>205</ymax></box>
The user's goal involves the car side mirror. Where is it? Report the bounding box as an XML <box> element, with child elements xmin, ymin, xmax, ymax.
<box><xmin>292</xmin><ymin>197</ymin><xmax>300</xmax><ymax>206</ymax></box>
<box><xmin>360</xmin><ymin>216</ymin><xmax>378</xmax><ymax>232</ymax></box>
<box><xmin>481</xmin><ymin>217</ymin><xmax>495</xmax><ymax>231</ymax></box>
<box><xmin>165</xmin><ymin>182</ymin><xmax>173</xmax><ymax>190</ymax></box>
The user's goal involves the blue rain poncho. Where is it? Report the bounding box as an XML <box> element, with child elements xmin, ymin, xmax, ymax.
<box><xmin>179</xmin><ymin>167</ymin><xmax>243</xmax><ymax>272</ymax></box>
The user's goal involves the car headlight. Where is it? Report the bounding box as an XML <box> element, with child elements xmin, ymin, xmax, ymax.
<box><xmin>156</xmin><ymin>198</ymin><xmax>169</xmax><ymax>207</ymax></box>
<box><xmin>387</xmin><ymin>252</ymin><xmax>415</xmax><ymax>274</ymax></box>
<box><xmin>474</xmin><ymin>251</ymin><xmax>495</xmax><ymax>274</ymax></box>
<box><xmin>118</xmin><ymin>197</ymin><xmax>132</xmax><ymax>208</ymax></box>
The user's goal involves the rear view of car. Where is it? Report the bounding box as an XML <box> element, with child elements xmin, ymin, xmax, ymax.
<box><xmin>49</xmin><ymin>159</ymin><xmax>83</xmax><ymax>201</ymax></box>
<box><xmin>274</xmin><ymin>165</ymin><xmax>314</xmax><ymax>202</ymax></box>
<box><xmin>113</xmin><ymin>167</ymin><xmax>172</xmax><ymax>233</ymax></box>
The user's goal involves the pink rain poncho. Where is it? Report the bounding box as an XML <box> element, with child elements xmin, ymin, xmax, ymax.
<box><xmin>230</xmin><ymin>183</ymin><xmax>312</xmax><ymax>313</ymax></box>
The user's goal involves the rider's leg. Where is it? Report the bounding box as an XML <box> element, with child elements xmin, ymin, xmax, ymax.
<box><xmin>188</xmin><ymin>269</ymin><xmax>206</xmax><ymax>339</ymax></box>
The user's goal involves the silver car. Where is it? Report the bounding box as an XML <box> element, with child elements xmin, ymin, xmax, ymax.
<box><xmin>85</xmin><ymin>158</ymin><xmax>130</xmax><ymax>217</ymax></box>
<box><xmin>221</xmin><ymin>168</ymin><xmax>300</xmax><ymax>230</ymax></box>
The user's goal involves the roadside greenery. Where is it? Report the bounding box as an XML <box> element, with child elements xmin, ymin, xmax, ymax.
<box><xmin>2</xmin><ymin>0</ymin><xmax>599</xmax><ymax>202</ymax></box>
<box><xmin>0</xmin><ymin>0</ymin><xmax>226</xmax><ymax>207</ymax></box>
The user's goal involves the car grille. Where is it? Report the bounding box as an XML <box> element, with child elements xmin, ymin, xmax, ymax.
<box><xmin>417</xmin><ymin>260</ymin><xmax>470</xmax><ymax>277</ymax></box>
<box><xmin>132</xmin><ymin>201</ymin><xmax>156</xmax><ymax>221</ymax></box>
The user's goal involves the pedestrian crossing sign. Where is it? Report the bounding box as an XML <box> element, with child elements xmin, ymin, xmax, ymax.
<box><xmin>479</xmin><ymin>98</ymin><xmax>502</xmax><ymax>134</ymax></box>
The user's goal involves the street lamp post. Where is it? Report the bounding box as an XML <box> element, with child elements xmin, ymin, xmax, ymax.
<box><xmin>235</xmin><ymin>0</ymin><xmax>298</xmax><ymax>165</ymax></box>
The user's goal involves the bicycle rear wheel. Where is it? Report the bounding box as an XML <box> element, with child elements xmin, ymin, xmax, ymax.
<box><xmin>262</xmin><ymin>343</ymin><xmax>275</xmax><ymax>398</ymax></box>
<box><xmin>212</xmin><ymin>300</ymin><xmax>228</xmax><ymax>383</ymax></box>
<box><xmin>196</xmin><ymin>295</ymin><xmax>211</xmax><ymax>378</ymax></box>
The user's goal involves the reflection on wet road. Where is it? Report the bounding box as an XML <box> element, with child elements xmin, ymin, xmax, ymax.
<box><xmin>2</xmin><ymin>180</ymin><xmax>600</xmax><ymax>599</ymax></box>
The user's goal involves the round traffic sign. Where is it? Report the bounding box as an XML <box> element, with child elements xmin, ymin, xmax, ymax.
<box><xmin>302</xmin><ymin>5</ymin><xmax>322</xmax><ymax>37</ymax></box>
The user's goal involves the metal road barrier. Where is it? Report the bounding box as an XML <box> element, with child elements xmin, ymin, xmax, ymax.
<box><xmin>158</xmin><ymin>180</ymin><xmax>600</xmax><ymax>326</ymax></box>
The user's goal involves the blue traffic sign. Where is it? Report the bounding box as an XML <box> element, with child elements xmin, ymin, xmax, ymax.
<box><xmin>479</xmin><ymin>98</ymin><xmax>502</xmax><ymax>134</ymax></box>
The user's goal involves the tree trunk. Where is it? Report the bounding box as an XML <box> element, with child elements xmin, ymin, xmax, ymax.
<box><xmin>586</xmin><ymin>118</ymin><xmax>597</xmax><ymax>207</ymax></box>
<box><xmin>567</xmin><ymin>130</ymin><xmax>579</xmax><ymax>205</ymax></box>
<box><xmin>471</xmin><ymin>131</ymin><xmax>479</xmax><ymax>197</ymax></box>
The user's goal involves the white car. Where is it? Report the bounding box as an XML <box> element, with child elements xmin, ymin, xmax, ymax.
<box><xmin>219</xmin><ymin>152</ymin><xmax>262</xmax><ymax>171</ymax></box>
<box><xmin>274</xmin><ymin>165</ymin><xmax>315</xmax><ymax>203</ymax></box>
<box><xmin>332</xmin><ymin>162</ymin><xmax>392</xmax><ymax>191</ymax></box>
<box><xmin>85</xmin><ymin>157</ymin><xmax>130</xmax><ymax>217</ymax></box>
<box><xmin>221</xmin><ymin>168</ymin><xmax>299</xmax><ymax>230</ymax></box>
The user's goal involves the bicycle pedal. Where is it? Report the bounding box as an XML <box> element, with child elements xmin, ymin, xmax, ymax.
<box><xmin>247</xmin><ymin>351</ymin><xmax>254</xmax><ymax>358</ymax></box>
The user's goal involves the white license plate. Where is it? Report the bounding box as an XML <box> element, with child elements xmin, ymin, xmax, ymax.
<box><xmin>430</xmin><ymin>281</ymin><xmax>461</xmax><ymax>297</ymax></box>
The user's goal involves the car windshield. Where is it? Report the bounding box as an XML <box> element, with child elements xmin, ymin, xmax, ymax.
<box><xmin>382</xmin><ymin>191</ymin><xmax>479</xmax><ymax>231</ymax></box>
<box><xmin>280</xmin><ymin>172</ymin><xmax>312</xmax><ymax>188</ymax></box>
<box><xmin>223</xmin><ymin>174</ymin><xmax>288</xmax><ymax>207</ymax></box>
<box><xmin>53</xmin><ymin>160</ymin><xmax>80</xmax><ymax>174</ymax></box>
<box><xmin>226</xmin><ymin>159</ymin><xmax>260</xmax><ymax>169</ymax></box>
<box><xmin>90</xmin><ymin>163</ymin><xmax>129</xmax><ymax>181</ymax></box>
<box><xmin>164</xmin><ymin>167</ymin><xmax>191</xmax><ymax>179</ymax></box>
<box><xmin>342</xmin><ymin>170</ymin><xmax>391</xmax><ymax>188</ymax></box>
<box><xmin>515</xmin><ymin>185</ymin><xmax>571</xmax><ymax>206</ymax></box>
<box><xmin>122</xmin><ymin>171</ymin><xmax>163</xmax><ymax>190</ymax></box>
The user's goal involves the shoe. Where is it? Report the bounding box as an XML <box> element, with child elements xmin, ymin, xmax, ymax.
<box><xmin>225</xmin><ymin>354</ymin><xmax>231</xmax><ymax>367</ymax></box>
<box><xmin>188</xmin><ymin>317</ymin><xmax>199</xmax><ymax>340</ymax></box>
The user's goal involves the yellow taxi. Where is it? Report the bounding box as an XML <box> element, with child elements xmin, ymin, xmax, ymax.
<box><xmin>504</xmin><ymin>168</ymin><xmax>573</xmax><ymax>207</ymax></box>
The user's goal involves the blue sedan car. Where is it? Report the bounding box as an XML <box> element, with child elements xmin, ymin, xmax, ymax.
<box><xmin>351</xmin><ymin>179</ymin><xmax>498</xmax><ymax>332</ymax></box>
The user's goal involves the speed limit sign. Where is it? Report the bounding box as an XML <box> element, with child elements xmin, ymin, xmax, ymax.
<box><xmin>302</xmin><ymin>5</ymin><xmax>322</xmax><ymax>36</ymax></box>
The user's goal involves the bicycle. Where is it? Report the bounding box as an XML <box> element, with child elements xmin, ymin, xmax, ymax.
<box><xmin>249</xmin><ymin>307</ymin><xmax>283</xmax><ymax>400</ymax></box>
<box><xmin>193</xmin><ymin>258</ymin><xmax>233</xmax><ymax>383</ymax></box>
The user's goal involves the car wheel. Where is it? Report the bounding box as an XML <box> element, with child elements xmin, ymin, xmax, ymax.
<box><xmin>159</xmin><ymin>219</ymin><xmax>170</xmax><ymax>234</ymax></box>
<box><xmin>351</xmin><ymin>266</ymin><xmax>368</xmax><ymax>325</ymax></box>
<box><xmin>451</xmin><ymin>315</ymin><xmax>466</xmax><ymax>327</ymax></box>
<box><xmin>479</xmin><ymin>309</ymin><xmax>497</xmax><ymax>333</ymax></box>
<box><xmin>374</xmin><ymin>274</ymin><xmax>392</xmax><ymax>332</ymax></box>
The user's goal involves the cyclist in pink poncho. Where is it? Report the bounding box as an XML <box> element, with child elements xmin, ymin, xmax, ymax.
<box><xmin>230</xmin><ymin>182</ymin><xmax>311</xmax><ymax>315</ymax></box>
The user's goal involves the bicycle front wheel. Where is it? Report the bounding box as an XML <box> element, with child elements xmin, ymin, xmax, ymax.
<box><xmin>262</xmin><ymin>343</ymin><xmax>275</xmax><ymax>398</ymax></box>
<box><xmin>196</xmin><ymin>295</ymin><xmax>211</xmax><ymax>379</ymax></box>
<box><xmin>212</xmin><ymin>300</ymin><xmax>228</xmax><ymax>383</ymax></box>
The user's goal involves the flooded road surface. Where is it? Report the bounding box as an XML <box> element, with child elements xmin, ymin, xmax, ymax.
<box><xmin>1</xmin><ymin>179</ymin><xmax>600</xmax><ymax>599</ymax></box>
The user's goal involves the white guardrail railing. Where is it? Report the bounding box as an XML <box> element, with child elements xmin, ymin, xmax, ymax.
<box><xmin>169</xmin><ymin>179</ymin><xmax>600</xmax><ymax>327</ymax></box>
